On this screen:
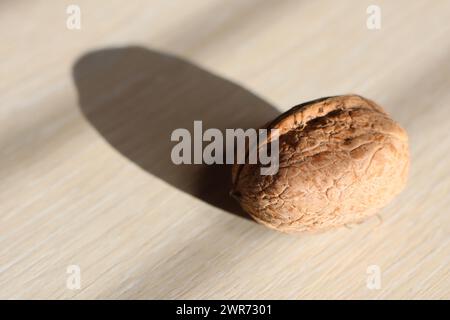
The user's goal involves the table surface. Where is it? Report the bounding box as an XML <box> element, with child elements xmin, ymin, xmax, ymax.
<box><xmin>1</xmin><ymin>0</ymin><xmax>449</xmax><ymax>299</ymax></box>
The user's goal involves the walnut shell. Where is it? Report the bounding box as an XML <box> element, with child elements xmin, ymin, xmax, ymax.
<box><xmin>231</xmin><ymin>95</ymin><xmax>409</xmax><ymax>233</ymax></box>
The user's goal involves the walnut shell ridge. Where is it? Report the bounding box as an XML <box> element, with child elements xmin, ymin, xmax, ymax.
<box><xmin>231</xmin><ymin>95</ymin><xmax>410</xmax><ymax>233</ymax></box>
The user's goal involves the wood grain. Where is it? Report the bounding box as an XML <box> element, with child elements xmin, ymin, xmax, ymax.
<box><xmin>0</xmin><ymin>0</ymin><xmax>449</xmax><ymax>299</ymax></box>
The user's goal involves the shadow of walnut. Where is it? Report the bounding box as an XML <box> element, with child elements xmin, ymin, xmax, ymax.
<box><xmin>73</xmin><ymin>46</ymin><xmax>280</xmax><ymax>219</ymax></box>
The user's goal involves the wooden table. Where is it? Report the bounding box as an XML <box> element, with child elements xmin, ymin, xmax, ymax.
<box><xmin>1</xmin><ymin>0</ymin><xmax>449</xmax><ymax>299</ymax></box>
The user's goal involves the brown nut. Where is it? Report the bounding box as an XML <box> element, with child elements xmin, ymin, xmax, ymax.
<box><xmin>231</xmin><ymin>95</ymin><xmax>410</xmax><ymax>233</ymax></box>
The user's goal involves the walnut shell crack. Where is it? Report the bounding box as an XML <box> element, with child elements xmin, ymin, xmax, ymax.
<box><xmin>231</xmin><ymin>95</ymin><xmax>410</xmax><ymax>233</ymax></box>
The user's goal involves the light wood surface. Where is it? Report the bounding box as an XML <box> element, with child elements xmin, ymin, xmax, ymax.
<box><xmin>1</xmin><ymin>0</ymin><xmax>449</xmax><ymax>299</ymax></box>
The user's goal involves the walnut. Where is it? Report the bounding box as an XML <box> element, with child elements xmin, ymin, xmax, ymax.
<box><xmin>231</xmin><ymin>95</ymin><xmax>410</xmax><ymax>233</ymax></box>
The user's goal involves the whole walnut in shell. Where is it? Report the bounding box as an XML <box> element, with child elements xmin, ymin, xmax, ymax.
<box><xmin>231</xmin><ymin>95</ymin><xmax>409</xmax><ymax>233</ymax></box>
